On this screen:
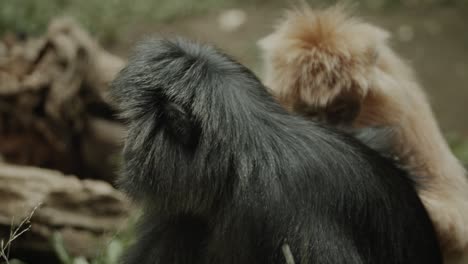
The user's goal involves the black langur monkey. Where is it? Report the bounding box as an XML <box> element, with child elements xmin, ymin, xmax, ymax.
<box><xmin>110</xmin><ymin>37</ymin><xmax>442</xmax><ymax>264</ymax></box>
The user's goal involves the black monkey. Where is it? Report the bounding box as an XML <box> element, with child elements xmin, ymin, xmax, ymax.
<box><xmin>111</xmin><ymin>37</ymin><xmax>442</xmax><ymax>264</ymax></box>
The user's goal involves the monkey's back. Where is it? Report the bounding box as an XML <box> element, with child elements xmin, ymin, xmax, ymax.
<box><xmin>206</xmin><ymin>119</ymin><xmax>442</xmax><ymax>264</ymax></box>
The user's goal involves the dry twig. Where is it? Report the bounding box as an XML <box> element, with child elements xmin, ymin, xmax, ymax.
<box><xmin>0</xmin><ymin>204</ymin><xmax>41</xmax><ymax>264</ymax></box>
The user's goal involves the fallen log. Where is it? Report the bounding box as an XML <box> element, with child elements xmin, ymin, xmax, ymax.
<box><xmin>0</xmin><ymin>17</ymin><xmax>126</xmax><ymax>181</ymax></box>
<box><xmin>0</xmin><ymin>163</ymin><xmax>130</xmax><ymax>262</ymax></box>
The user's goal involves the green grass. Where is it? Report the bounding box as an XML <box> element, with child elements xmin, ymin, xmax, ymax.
<box><xmin>1</xmin><ymin>0</ymin><xmax>466</xmax><ymax>45</ymax></box>
<box><xmin>1</xmin><ymin>0</ymin><xmax>237</xmax><ymax>44</ymax></box>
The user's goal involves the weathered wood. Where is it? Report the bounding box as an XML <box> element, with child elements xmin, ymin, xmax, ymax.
<box><xmin>0</xmin><ymin>18</ymin><xmax>125</xmax><ymax>180</ymax></box>
<box><xmin>0</xmin><ymin>164</ymin><xmax>129</xmax><ymax>259</ymax></box>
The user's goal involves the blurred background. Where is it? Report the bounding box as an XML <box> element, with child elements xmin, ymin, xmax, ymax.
<box><xmin>0</xmin><ymin>0</ymin><xmax>467</xmax><ymax>263</ymax></box>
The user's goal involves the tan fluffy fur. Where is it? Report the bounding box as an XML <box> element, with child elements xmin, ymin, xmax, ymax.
<box><xmin>258</xmin><ymin>5</ymin><xmax>468</xmax><ymax>263</ymax></box>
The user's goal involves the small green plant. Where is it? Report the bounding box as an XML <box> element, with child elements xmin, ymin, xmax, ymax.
<box><xmin>52</xmin><ymin>233</ymin><xmax>126</xmax><ymax>264</ymax></box>
<box><xmin>52</xmin><ymin>214</ymin><xmax>136</xmax><ymax>264</ymax></box>
<box><xmin>447</xmin><ymin>133</ymin><xmax>468</xmax><ymax>166</ymax></box>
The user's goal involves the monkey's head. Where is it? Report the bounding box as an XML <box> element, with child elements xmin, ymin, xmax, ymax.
<box><xmin>257</xmin><ymin>5</ymin><xmax>390</xmax><ymax>125</ymax></box>
<box><xmin>111</xmin><ymin>37</ymin><xmax>271</xmax><ymax>209</ymax></box>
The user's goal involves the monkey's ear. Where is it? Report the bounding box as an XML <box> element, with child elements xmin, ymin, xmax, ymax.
<box><xmin>163</xmin><ymin>102</ymin><xmax>200</xmax><ymax>148</ymax></box>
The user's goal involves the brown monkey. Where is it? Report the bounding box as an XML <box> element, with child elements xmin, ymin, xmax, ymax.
<box><xmin>257</xmin><ymin>5</ymin><xmax>468</xmax><ymax>263</ymax></box>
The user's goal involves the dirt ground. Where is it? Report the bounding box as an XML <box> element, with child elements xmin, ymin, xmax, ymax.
<box><xmin>112</xmin><ymin>4</ymin><xmax>468</xmax><ymax>135</ymax></box>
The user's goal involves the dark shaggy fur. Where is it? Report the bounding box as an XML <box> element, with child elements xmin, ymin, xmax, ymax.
<box><xmin>111</xmin><ymin>37</ymin><xmax>442</xmax><ymax>264</ymax></box>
